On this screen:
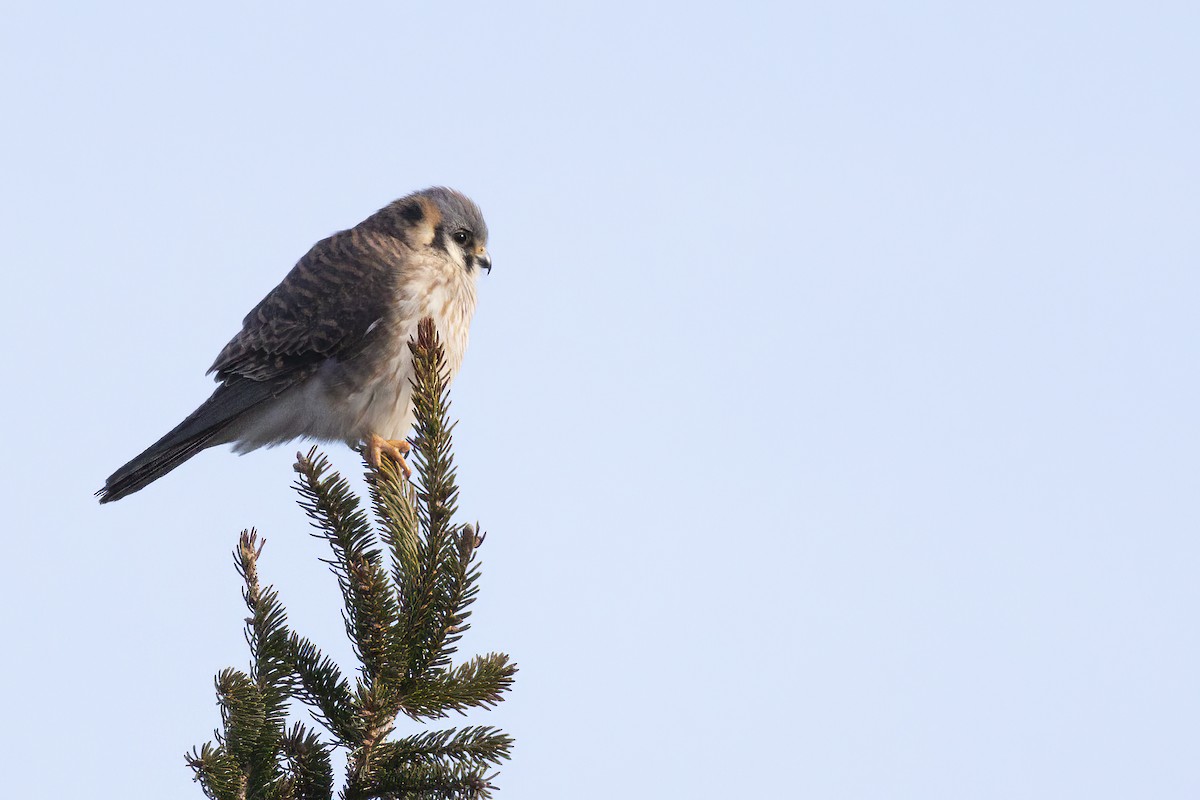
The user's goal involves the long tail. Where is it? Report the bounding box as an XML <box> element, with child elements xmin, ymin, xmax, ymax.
<box><xmin>97</xmin><ymin>380</ymin><xmax>281</xmax><ymax>503</ymax></box>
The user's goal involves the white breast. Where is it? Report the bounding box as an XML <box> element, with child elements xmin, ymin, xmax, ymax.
<box><xmin>347</xmin><ymin>258</ymin><xmax>478</xmax><ymax>441</ymax></box>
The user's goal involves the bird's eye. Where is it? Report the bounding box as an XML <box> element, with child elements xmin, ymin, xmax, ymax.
<box><xmin>452</xmin><ymin>230</ymin><xmax>471</xmax><ymax>245</ymax></box>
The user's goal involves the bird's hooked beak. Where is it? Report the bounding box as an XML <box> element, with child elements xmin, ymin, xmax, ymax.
<box><xmin>477</xmin><ymin>248</ymin><xmax>492</xmax><ymax>274</ymax></box>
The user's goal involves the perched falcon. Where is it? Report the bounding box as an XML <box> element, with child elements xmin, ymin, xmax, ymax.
<box><xmin>98</xmin><ymin>187</ymin><xmax>490</xmax><ymax>503</ymax></box>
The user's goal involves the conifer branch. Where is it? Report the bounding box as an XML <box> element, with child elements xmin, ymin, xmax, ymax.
<box><xmin>369</xmin><ymin>460</ymin><xmax>422</xmax><ymax>670</ymax></box>
<box><xmin>185</xmin><ymin>742</ymin><xmax>243</xmax><ymax>800</ymax></box>
<box><xmin>237</xmin><ymin>531</ymin><xmax>292</xmax><ymax>788</ymax></box>
<box><xmin>374</xmin><ymin>727</ymin><xmax>514</xmax><ymax>770</ymax></box>
<box><xmin>397</xmin><ymin>654</ymin><xmax>517</xmax><ymax>720</ymax></box>
<box><xmin>396</xmin><ymin>320</ymin><xmax>469</xmax><ymax>682</ymax></box>
<box><xmin>348</xmin><ymin>762</ymin><xmax>498</xmax><ymax>800</ymax></box>
<box><xmin>278</xmin><ymin>723</ymin><xmax>334</xmax><ymax>800</ymax></box>
<box><xmin>293</xmin><ymin>452</ymin><xmax>401</xmax><ymax>691</ymax></box>
<box><xmin>190</xmin><ymin>318</ymin><xmax>515</xmax><ymax>798</ymax></box>
<box><xmin>214</xmin><ymin>668</ymin><xmax>266</xmax><ymax>772</ymax></box>
<box><xmin>287</xmin><ymin>632</ymin><xmax>358</xmax><ymax>743</ymax></box>
<box><xmin>422</xmin><ymin>523</ymin><xmax>486</xmax><ymax>673</ymax></box>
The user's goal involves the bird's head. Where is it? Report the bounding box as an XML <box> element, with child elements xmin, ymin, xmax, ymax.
<box><xmin>393</xmin><ymin>186</ymin><xmax>490</xmax><ymax>275</ymax></box>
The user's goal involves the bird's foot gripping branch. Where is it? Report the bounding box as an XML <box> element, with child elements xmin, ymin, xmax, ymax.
<box><xmin>186</xmin><ymin>320</ymin><xmax>516</xmax><ymax>800</ymax></box>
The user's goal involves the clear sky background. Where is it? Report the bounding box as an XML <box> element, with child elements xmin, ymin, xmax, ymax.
<box><xmin>2</xmin><ymin>2</ymin><xmax>1197</xmax><ymax>798</ymax></box>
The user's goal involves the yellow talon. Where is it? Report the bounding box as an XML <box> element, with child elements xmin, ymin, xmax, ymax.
<box><xmin>363</xmin><ymin>433</ymin><xmax>413</xmax><ymax>478</ymax></box>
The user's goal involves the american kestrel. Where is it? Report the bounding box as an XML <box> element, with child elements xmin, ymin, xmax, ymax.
<box><xmin>98</xmin><ymin>187</ymin><xmax>490</xmax><ymax>503</ymax></box>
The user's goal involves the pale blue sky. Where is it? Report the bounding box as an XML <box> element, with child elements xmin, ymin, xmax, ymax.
<box><xmin>2</xmin><ymin>2</ymin><xmax>1198</xmax><ymax>798</ymax></box>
